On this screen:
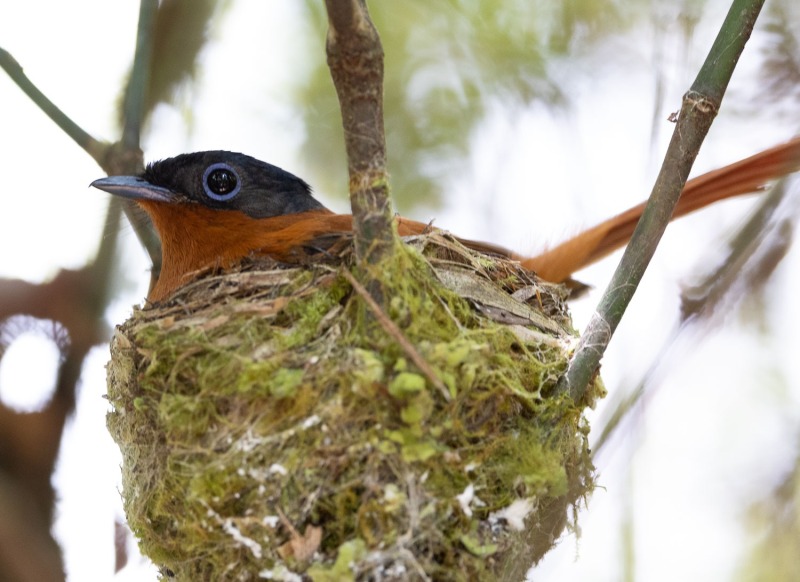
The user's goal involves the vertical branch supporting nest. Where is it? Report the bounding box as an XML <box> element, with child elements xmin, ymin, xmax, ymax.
<box><xmin>557</xmin><ymin>0</ymin><xmax>767</xmax><ymax>401</ymax></box>
<box><xmin>324</xmin><ymin>0</ymin><xmax>395</xmax><ymax>265</ymax></box>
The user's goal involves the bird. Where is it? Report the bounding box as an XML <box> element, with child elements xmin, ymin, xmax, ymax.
<box><xmin>92</xmin><ymin>138</ymin><xmax>800</xmax><ymax>302</ymax></box>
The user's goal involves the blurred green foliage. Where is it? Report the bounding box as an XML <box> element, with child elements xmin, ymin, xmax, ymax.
<box><xmin>120</xmin><ymin>0</ymin><xmax>232</xmax><ymax>131</ymax></box>
<box><xmin>738</xmin><ymin>445</ymin><xmax>800</xmax><ymax>582</ymax></box>
<box><xmin>133</xmin><ymin>0</ymin><xmax>799</xmax><ymax>214</ymax></box>
<box><xmin>297</xmin><ymin>0</ymin><xmax>642</xmax><ymax>211</ymax></box>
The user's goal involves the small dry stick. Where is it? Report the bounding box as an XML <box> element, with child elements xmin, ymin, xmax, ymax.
<box><xmin>342</xmin><ymin>268</ymin><xmax>450</xmax><ymax>401</ymax></box>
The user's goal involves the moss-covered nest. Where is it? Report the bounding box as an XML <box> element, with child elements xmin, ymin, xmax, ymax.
<box><xmin>107</xmin><ymin>231</ymin><xmax>604</xmax><ymax>581</ymax></box>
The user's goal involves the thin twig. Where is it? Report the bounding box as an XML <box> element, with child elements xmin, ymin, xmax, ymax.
<box><xmin>0</xmin><ymin>47</ymin><xmax>107</xmax><ymax>163</ymax></box>
<box><xmin>342</xmin><ymin>268</ymin><xmax>450</xmax><ymax>401</ymax></box>
<box><xmin>324</xmin><ymin>0</ymin><xmax>395</xmax><ymax>264</ymax></box>
<box><xmin>0</xmin><ymin>44</ymin><xmax>161</xmax><ymax>271</ymax></box>
<box><xmin>556</xmin><ymin>0</ymin><xmax>767</xmax><ymax>401</ymax></box>
<box><xmin>87</xmin><ymin>197</ymin><xmax>125</xmax><ymax>310</ymax></box>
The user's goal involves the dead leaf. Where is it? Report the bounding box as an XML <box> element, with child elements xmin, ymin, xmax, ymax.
<box><xmin>276</xmin><ymin>509</ymin><xmax>322</xmax><ymax>562</ymax></box>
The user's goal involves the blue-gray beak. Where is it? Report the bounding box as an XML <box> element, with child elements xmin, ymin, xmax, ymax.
<box><xmin>91</xmin><ymin>175</ymin><xmax>176</xmax><ymax>203</ymax></box>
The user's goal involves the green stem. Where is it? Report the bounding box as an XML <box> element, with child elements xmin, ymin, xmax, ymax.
<box><xmin>106</xmin><ymin>0</ymin><xmax>162</xmax><ymax>280</ymax></box>
<box><xmin>122</xmin><ymin>0</ymin><xmax>158</xmax><ymax>151</ymax></box>
<box><xmin>557</xmin><ymin>0</ymin><xmax>766</xmax><ymax>401</ymax></box>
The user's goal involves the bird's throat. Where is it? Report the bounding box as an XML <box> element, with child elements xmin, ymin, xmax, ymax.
<box><xmin>139</xmin><ymin>202</ymin><xmax>348</xmax><ymax>302</ymax></box>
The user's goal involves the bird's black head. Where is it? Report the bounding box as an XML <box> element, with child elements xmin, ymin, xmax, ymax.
<box><xmin>92</xmin><ymin>151</ymin><xmax>326</xmax><ymax>218</ymax></box>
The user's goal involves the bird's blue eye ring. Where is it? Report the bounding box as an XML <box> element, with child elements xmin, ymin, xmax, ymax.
<box><xmin>203</xmin><ymin>163</ymin><xmax>241</xmax><ymax>201</ymax></box>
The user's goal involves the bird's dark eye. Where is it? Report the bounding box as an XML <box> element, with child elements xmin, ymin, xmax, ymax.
<box><xmin>202</xmin><ymin>163</ymin><xmax>241</xmax><ymax>201</ymax></box>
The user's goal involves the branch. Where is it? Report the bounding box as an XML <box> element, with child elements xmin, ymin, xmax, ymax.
<box><xmin>114</xmin><ymin>0</ymin><xmax>162</xmax><ymax>282</ymax></box>
<box><xmin>0</xmin><ymin>474</ymin><xmax>64</xmax><ymax>582</ymax></box>
<box><xmin>0</xmin><ymin>44</ymin><xmax>161</xmax><ymax>272</ymax></box>
<box><xmin>593</xmin><ymin>179</ymin><xmax>796</xmax><ymax>458</ymax></box>
<box><xmin>324</xmin><ymin>0</ymin><xmax>395</xmax><ymax>264</ymax></box>
<box><xmin>0</xmin><ymin>47</ymin><xmax>107</xmax><ymax>163</ymax></box>
<box><xmin>122</xmin><ymin>0</ymin><xmax>158</xmax><ymax>151</ymax></box>
<box><xmin>557</xmin><ymin>0</ymin><xmax>767</xmax><ymax>401</ymax></box>
<box><xmin>1</xmin><ymin>0</ymin><xmax>162</xmax><ymax>274</ymax></box>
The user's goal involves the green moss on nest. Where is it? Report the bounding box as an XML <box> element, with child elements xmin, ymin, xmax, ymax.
<box><xmin>107</xmin><ymin>233</ymin><xmax>599</xmax><ymax>581</ymax></box>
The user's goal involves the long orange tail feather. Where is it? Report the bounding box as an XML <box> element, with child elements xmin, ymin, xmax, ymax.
<box><xmin>522</xmin><ymin>136</ymin><xmax>800</xmax><ymax>282</ymax></box>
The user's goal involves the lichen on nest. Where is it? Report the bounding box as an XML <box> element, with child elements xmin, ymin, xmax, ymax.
<box><xmin>106</xmin><ymin>231</ymin><xmax>603</xmax><ymax>581</ymax></box>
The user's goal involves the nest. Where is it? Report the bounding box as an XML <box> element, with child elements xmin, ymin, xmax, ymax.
<box><xmin>106</xmin><ymin>231</ymin><xmax>603</xmax><ymax>581</ymax></box>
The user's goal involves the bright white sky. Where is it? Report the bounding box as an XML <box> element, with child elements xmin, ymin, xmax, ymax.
<box><xmin>1</xmin><ymin>2</ymin><xmax>799</xmax><ymax>581</ymax></box>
